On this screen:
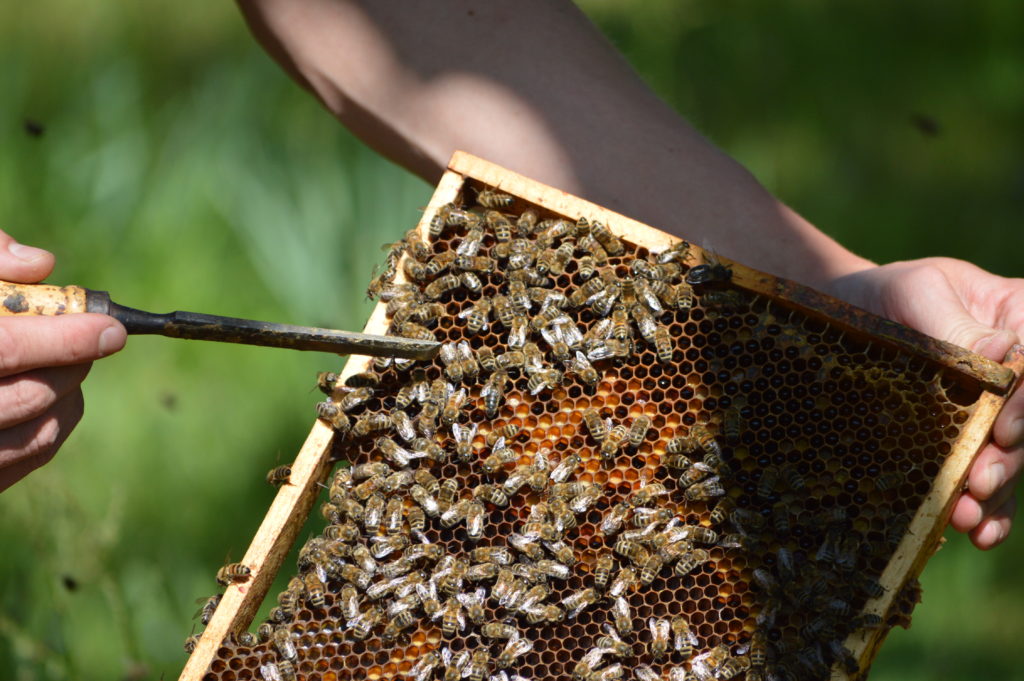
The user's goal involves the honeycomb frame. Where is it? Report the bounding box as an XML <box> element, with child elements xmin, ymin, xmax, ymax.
<box><xmin>179</xmin><ymin>152</ymin><xmax>1023</xmax><ymax>681</ymax></box>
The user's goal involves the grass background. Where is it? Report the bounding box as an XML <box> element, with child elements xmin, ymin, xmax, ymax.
<box><xmin>0</xmin><ymin>2</ymin><xmax>1021</xmax><ymax>679</ymax></box>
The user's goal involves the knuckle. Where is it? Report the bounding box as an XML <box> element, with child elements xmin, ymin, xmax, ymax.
<box><xmin>0</xmin><ymin>324</ymin><xmax>23</xmax><ymax>374</ymax></box>
<box><xmin>5</xmin><ymin>379</ymin><xmax>55</xmax><ymax>423</ymax></box>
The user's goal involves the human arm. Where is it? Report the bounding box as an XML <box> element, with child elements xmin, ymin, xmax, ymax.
<box><xmin>0</xmin><ymin>230</ymin><xmax>127</xmax><ymax>492</ymax></box>
<box><xmin>236</xmin><ymin>0</ymin><xmax>1023</xmax><ymax>548</ymax></box>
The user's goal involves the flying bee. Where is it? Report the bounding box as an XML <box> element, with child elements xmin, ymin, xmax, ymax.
<box><xmin>265</xmin><ymin>464</ymin><xmax>291</xmax><ymax>488</ymax></box>
<box><xmin>458</xmin><ymin>298</ymin><xmax>493</xmax><ymax>334</ymax></box>
<box><xmin>316</xmin><ymin>371</ymin><xmax>339</xmax><ymax>395</ymax></box>
<box><xmin>481</xmin><ymin>369</ymin><xmax>510</xmax><ymax>418</ymax></box>
<box><xmin>424</xmin><ymin>273</ymin><xmax>461</xmax><ymax>300</ymax></box>
<box><xmin>216</xmin><ymin>562</ymin><xmax>250</xmax><ymax>587</ymax></box>
<box><xmin>653</xmin><ymin>324</ymin><xmax>673</xmax><ymax>363</ymax></box>
<box><xmin>452</xmin><ymin>422</ymin><xmax>478</xmax><ymax>463</ymax></box>
<box><xmin>627</xmin><ymin>415</ymin><xmax>651</xmax><ymax>448</ymax></box>
<box><xmin>193</xmin><ymin>593</ymin><xmax>221</xmax><ymax>626</ymax></box>
<box><xmin>648</xmin><ymin>617</ymin><xmax>671</xmax><ymax>661</ymax></box>
<box><xmin>684</xmin><ymin>477</ymin><xmax>725</xmax><ymax>502</ymax></box>
<box><xmin>600</xmin><ymin>424</ymin><xmax>628</xmax><ymax>461</ymax></box>
<box><xmin>671</xmin><ymin>615</ymin><xmax>698</xmax><ymax>657</ymax></box>
<box><xmin>674</xmin><ymin>548</ymin><xmax>711</xmax><ymax>576</ymax></box>
<box><xmin>590</xmin><ymin>220</ymin><xmax>624</xmax><ymax>255</ymax></box>
<box><xmin>441</xmin><ymin>387</ymin><xmax>468</xmax><ymax>426</ymax></box>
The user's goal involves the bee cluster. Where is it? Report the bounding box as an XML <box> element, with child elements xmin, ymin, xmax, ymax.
<box><xmin>195</xmin><ymin>184</ymin><xmax>977</xmax><ymax>681</ymax></box>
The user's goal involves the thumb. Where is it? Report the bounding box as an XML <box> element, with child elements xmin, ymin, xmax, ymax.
<box><xmin>885</xmin><ymin>267</ymin><xmax>1019</xmax><ymax>362</ymax></box>
<box><xmin>0</xmin><ymin>230</ymin><xmax>56</xmax><ymax>284</ymax></box>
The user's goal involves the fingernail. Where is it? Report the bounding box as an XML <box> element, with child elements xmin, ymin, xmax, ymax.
<box><xmin>987</xmin><ymin>462</ymin><xmax>1006</xmax><ymax>496</ymax></box>
<box><xmin>7</xmin><ymin>241</ymin><xmax>49</xmax><ymax>263</ymax></box>
<box><xmin>98</xmin><ymin>325</ymin><xmax>126</xmax><ymax>357</ymax></box>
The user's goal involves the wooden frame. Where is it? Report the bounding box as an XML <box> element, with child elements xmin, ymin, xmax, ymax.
<box><xmin>180</xmin><ymin>151</ymin><xmax>1022</xmax><ymax>681</ymax></box>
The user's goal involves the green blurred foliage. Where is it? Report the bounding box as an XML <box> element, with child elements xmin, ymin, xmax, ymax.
<box><xmin>0</xmin><ymin>1</ymin><xmax>1021</xmax><ymax>680</ymax></box>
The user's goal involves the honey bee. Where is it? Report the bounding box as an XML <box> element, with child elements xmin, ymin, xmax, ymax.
<box><xmin>569</xmin><ymin>275</ymin><xmax>608</xmax><ymax>307</ymax></box>
<box><xmin>441</xmin><ymin>596</ymin><xmax>465</xmax><ymax>637</ymax></box>
<box><xmin>216</xmin><ymin>562</ymin><xmax>250</xmax><ymax>587</ymax></box>
<box><xmin>684</xmin><ymin>478</ymin><xmax>725</xmax><ymax>502</ymax></box>
<box><xmin>709</xmin><ymin>497</ymin><xmax>735</xmax><ymax>527</ymax></box>
<box><xmin>315</xmin><ymin>371</ymin><xmax>339</xmax><ymax>395</ymax></box>
<box><xmin>466</xmin><ymin>650</ymin><xmax>491</xmax><ymax>681</ymax></box>
<box><xmin>193</xmin><ymin>593</ymin><xmax>221</xmax><ymax>626</ymax></box>
<box><xmin>465</xmin><ymin>500</ymin><xmax>486</xmax><ymax>539</ymax></box>
<box><xmin>548</xmin><ymin>497</ymin><xmax>578</xmax><ymax>533</ymax></box>
<box><xmin>600</xmin><ymin>424</ymin><xmax>628</xmax><ymax>461</ymax></box>
<box><xmin>627</xmin><ymin>415</ymin><xmax>651</xmax><ymax>448</ymax></box>
<box><xmin>337</xmin><ymin>386</ymin><xmax>373</xmax><ymax>412</ymax></box>
<box><xmin>481</xmin><ymin>622</ymin><xmax>519</xmax><ymax>640</ymax></box>
<box><xmin>756</xmin><ymin>467</ymin><xmax>780</xmax><ymax>500</ymax></box>
<box><xmin>394</xmin><ymin>368</ymin><xmax>428</xmax><ymax>410</ymax></box>
<box><xmin>608</xmin><ymin>567</ymin><xmax>638</xmax><ymax>599</ymax></box>
<box><xmin>590</xmin><ymin>220</ymin><xmax>624</xmax><ymax>255</ymax></box>
<box><xmin>303</xmin><ymin>571</ymin><xmax>326</xmax><ymax>609</ymax></box>
<box><xmin>271</xmin><ymin>626</ymin><xmax>297</xmax><ymax>660</ymax></box>
<box><xmin>685</xmin><ymin>260</ymin><xmax>732</xmax><ymax>285</ymax></box>
<box><xmin>315</xmin><ymin>401</ymin><xmax>351</xmax><ymax>435</ymax></box>
<box><xmin>452</xmin><ymin>588</ymin><xmax>485</xmax><ymax>626</ymax></box>
<box><xmin>674</xmin><ymin>281</ymin><xmax>695</xmax><ymax>310</ymax></box>
<box><xmin>586</xmin><ymin>338</ymin><xmax>631</xmax><ymax>362</ymax></box>
<box><xmin>451</xmin><ymin>422</ymin><xmax>478</xmax><ymax>463</ymax></box>
<box><xmin>348</xmin><ymin>605</ymin><xmax>383</xmax><ymax>640</ymax></box>
<box><xmin>526</xmin><ymin>367</ymin><xmax>562</xmax><ymax>395</ymax></box>
<box><xmin>472</xmin><ymin>482</ymin><xmax>509</xmax><ymax>507</ymax></box>
<box><xmin>644</xmin><ymin>617</ymin><xmax>670</xmax><ymax>661</ymax></box>
<box><xmin>478</xmin><ymin>188</ymin><xmax>514</xmax><ymax>209</ymax></box>
<box><xmin>702</xmin><ymin>290</ymin><xmax>746</xmax><ymax>310</ymax></box>
<box><xmin>441</xmin><ymin>647</ymin><xmax>470</xmax><ymax>681</ymax></box>
<box><xmin>482</xmin><ymin>369</ymin><xmax>510</xmax><ymax>418</ymax></box>
<box><xmin>550</xmin><ymin>452</ymin><xmax>582</xmax><ymax>483</ymax></box>
<box><xmin>496</xmin><ymin>349</ymin><xmax>527</xmax><ymax>372</ymax></box>
<box><xmin>606</xmin><ymin>595</ymin><xmax>633</xmax><ymax>637</ymax></box>
<box><xmin>631</xmin><ymin>482</ymin><xmax>669</xmax><ymax>505</ymax></box>
<box><xmin>351</xmin><ymin>412</ymin><xmax>392</xmax><ymax>438</ymax></box>
<box><xmin>460</xmin><ymin>270</ymin><xmax>483</xmax><ymax>293</ymax></box>
<box><xmin>441</xmin><ymin>386</ymin><xmax>468</xmax><ymax>426</ymax></box>
<box><xmin>496</xmin><ymin>636</ymin><xmax>532</xmax><ymax>669</ymax></box>
<box><xmin>410</xmin><ymin>484</ymin><xmax>441</xmax><ymax>517</ymax></box>
<box><xmin>482</xmin><ymin>437</ymin><xmax>519</xmax><ymax>473</ymax></box>
<box><xmin>438</xmin><ymin>478</ymin><xmax>458</xmax><ymax>511</ymax></box>
<box><xmin>409</xmin><ymin>650</ymin><xmax>443</xmax><ymax>681</ymax></box>
<box><xmin>515</xmin><ymin>208</ymin><xmax>538</xmax><ymax>236</ymax></box>
<box><xmin>485</xmin><ymin>210</ymin><xmax>514</xmax><ymax>243</ymax></box>
<box><xmin>371</xmin><ymin>533</ymin><xmax>410</xmax><ymax>559</ymax></box>
<box><xmin>782</xmin><ymin>467</ymin><xmax>805</xmax><ymax>492</ymax></box>
<box><xmin>577</xmin><ymin>254</ymin><xmax>598</xmax><ymax>281</ymax></box>
<box><xmin>264</xmin><ymin>464</ymin><xmax>291</xmax><ymax>488</ymax></box>
<box><xmin>599</xmin><ymin>501</ymin><xmax>632</xmax><ymax>536</ymax></box>
<box><xmin>653</xmin><ymin>324</ymin><xmax>673</xmax><ymax>363</ymax></box>
<box><xmin>561</xmin><ymin>587</ymin><xmax>599</xmax><ymax>619</ymax></box>
<box><xmin>458</xmin><ymin>298</ymin><xmax>493</xmax><ymax>335</ymax></box>
<box><xmin>509</xmin><ymin>532</ymin><xmax>544</xmax><ymax>561</ymax></box>
<box><xmin>424</xmin><ymin>273</ymin><xmax>461</xmax><ymax>300</ymax></box>
<box><xmin>638</xmin><ymin>553</ymin><xmax>665</xmax><ymax>586</ymax></box>
<box><xmin>671</xmin><ymin>615</ymin><xmax>698</xmax><ymax>657</ymax></box>
<box><xmin>569</xmin><ymin>486</ymin><xmax>602</xmax><ymax>514</ymax></box>
<box><xmin>614</xmin><ymin>539</ymin><xmax>651</xmax><ymax>566</ymax></box>
<box><xmin>674</xmin><ymin>548</ymin><xmax>711</xmax><ymax>576</ymax></box>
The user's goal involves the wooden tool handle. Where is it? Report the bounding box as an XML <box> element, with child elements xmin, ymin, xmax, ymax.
<box><xmin>0</xmin><ymin>281</ymin><xmax>89</xmax><ymax>316</ymax></box>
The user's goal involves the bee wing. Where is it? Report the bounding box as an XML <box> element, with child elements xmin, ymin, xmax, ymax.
<box><xmin>453</xmin><ymin>387</ymin><xmax>467</xmax><ymax>407</ymax></box>
<box><xmin>259</xmin><ymin>663</ymin><xmax>283</xmax><ymax>681</ymax></box>
<box><xmin>456</xmin><ymin>340</ymin><xmax>473</xmax><ymax>360</ymax></box>
<box><xmin>439</xmin><ymin>342</ymin><xmax>457</xmax><ymax>364</ymax></box>
<box><xmin>492</xmin><ymin>436</ymin><xmax>506</xmax><ymax>451</ymax></box>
